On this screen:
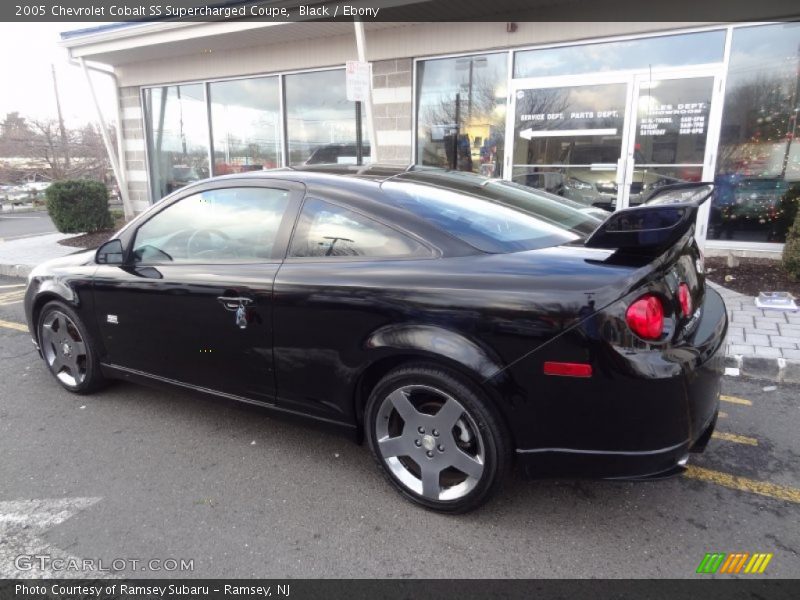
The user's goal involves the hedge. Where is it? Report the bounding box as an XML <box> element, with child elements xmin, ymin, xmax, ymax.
<box><xmin>45</xmin><ymin>180</ymin><xmax>113</xmax><ymax>234</ymax></box>
<box><xmin>783</xmin><ymin>206</ymin><xmax>800</xmax><ymax>282</ymax></box>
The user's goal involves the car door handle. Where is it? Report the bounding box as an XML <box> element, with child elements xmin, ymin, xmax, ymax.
<box><xmin>217</xmin><ymin>296</ymin><xmax>253</xmax><ymax>329</ymax></box>
<box><xmin>217</xmin><ymin>296</ymin><xmax>253</xmax><ymax>311</ymax></box>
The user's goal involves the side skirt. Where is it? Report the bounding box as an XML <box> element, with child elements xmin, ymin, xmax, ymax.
<box><xmin>100</xmin><ymin>363</ymin><xmax>358</xmax><ymax>439</ymax></box>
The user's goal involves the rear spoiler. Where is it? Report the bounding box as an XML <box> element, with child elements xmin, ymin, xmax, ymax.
<box><xmin>584</xmin><ymin>182</ymin><xmax>714</xmax><ymax>252</ymax></box>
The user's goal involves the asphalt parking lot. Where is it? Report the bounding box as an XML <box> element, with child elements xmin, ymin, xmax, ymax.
<box><xmin>0</xmin><ymin>274</ymin><xmax>798</xmax><ymax>579</ymax></box>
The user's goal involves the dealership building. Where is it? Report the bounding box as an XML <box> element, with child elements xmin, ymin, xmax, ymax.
<box><xmin>60</xmin><ymin>12</ymin><xmax>800</xmax><ymax>253</ymax></box>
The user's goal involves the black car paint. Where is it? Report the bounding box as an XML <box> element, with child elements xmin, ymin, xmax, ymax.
<box><xmin>24</xmin><ymin>167</ymin><xmax>727</xmax><ymax>479</ymax></box>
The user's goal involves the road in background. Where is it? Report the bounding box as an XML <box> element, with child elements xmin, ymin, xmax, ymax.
<box><xmin>0</xmin><ymin>274</ymin><xmax>798</xmax><ymax>578</ymax></box>
<box><xmin>0</xmin><ymin>211</ymin><xmax>57</xmax><ymax>241</ymax></box>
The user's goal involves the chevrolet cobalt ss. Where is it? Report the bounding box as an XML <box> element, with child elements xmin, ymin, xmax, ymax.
<box><xmin>25</xmin><ymin>166</ymin><xmax>727</xmax><ymax>513</ymax></box>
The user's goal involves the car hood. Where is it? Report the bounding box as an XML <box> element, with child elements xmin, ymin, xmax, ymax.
<box><xmin>29</xmin><ymin>248</ymin><xmax>96</xmax><ymax>277</ymax></box>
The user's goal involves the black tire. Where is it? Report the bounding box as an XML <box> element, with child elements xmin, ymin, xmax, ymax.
<box><xmin>37</xmin><ymin>300</ymin><xmax>106</xmax><ymax>394</ymax></box>
<box><xmin>365</xmin><ymin>363</ymin><xmax>511</xmax><ymax>513</ymax></box>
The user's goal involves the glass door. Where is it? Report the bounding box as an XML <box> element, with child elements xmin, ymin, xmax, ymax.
<box><xmin>622</xmin><ymin>70</ymin><xmax>723</xmax><ymax>239</ymax></box>
<box><xmin>506</xmin><ymin>75</ymin><xmax>634</xmax><ymax>211</ymax></box>
<box><xmin>507</xmin><ymin>68</ymin><xmax>724</xmax><ymax>230</ymax></box>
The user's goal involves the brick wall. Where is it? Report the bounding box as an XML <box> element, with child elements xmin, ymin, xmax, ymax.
<box><xmin>371</xmin><ymin>58</ymin><xmax>413</xmax><ymax>164</ymax></box>
<box><xmin>118</xmin><ymin>86</ymin><xmax>150</xmax><ymax>213</ymax></box>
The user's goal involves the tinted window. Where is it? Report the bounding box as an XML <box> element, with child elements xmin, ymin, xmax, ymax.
<box><xmin>284</xmin><ymin>70</ymin><xmax>369</xmax><ymax>166</ymax></box>
<box><xmin>712</xmin><ymin>22</ymin><xmax>800</xmax><ymax>244</ymax></box>
<box><xmin>209</xmin><ymin>76</ymin><xmax>282</xmax><ymax>174</ymax></box>
<box><xmin>416</xmin><ymin>53</ymin><xmax>507</xmax><ymax>177</ymax></box>
<box><xmin>144</xmin><ymin>84</ymin><xmax>210</xmax><ymax>200</ymax></box>
<box><xmin>514</xmin><ymin>30</ymin><xmax>725</xmax><ymax>78</ymax></box>
<box><xmin>290</xmin><ymin>198</ymin><xmax>426</xmax><ymax>259</ymax></box>
<box><xmin>382</xmin><ymin>172</ymin><xmax>602</xmax><ymax>253</ymax></box>
<box><xmin>133</xmin><ymin>187</ymin><xmax>290</xmax><ymax>264</ymax></box>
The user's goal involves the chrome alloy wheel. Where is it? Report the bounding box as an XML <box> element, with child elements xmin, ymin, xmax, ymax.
<box><xmin>375</xmin><ymin>385</ymin><xmax>485</xmax><ymax>501</ymax></box>
<box><xmin>40</xmin><ymin>310</ymin><xmax>88</xmax><ymax>387</ymax></box>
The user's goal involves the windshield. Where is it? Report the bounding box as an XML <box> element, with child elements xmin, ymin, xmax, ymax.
<box><xmin>381</xmin><ymin>171</ymin><xmax>603</xmax><ymax>253</ymax></box>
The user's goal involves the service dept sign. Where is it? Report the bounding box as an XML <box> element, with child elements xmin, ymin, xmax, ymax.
<box><xmin>514</xmin><ymin>86</ymin><xmax>627</xmax><ymax>142</ymax></box>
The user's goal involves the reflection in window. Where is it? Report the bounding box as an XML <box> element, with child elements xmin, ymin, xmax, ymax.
<box><xmin>144</xmin><ymin>84</ymin><xmax>210</xmax><ymax>200</ymax></box>
<box><xmin>133</xmin><ymin>187</ymin><xmax>290</xmax><ymax>263</ymax></box>
<box><xmin>382</xmin><ymin>179</ymin><xmax>580</xmax><ymax>253</ymax></box>
<box><xmin>284</xmin><ymin>70</ymin><xmax>368</xmax><ymax>166</ymax></box>
<box><xmin>514</xmin><ymin>30</ymin><xmax>726</xmax><ymax>78</ymax></box>
<box><xmin>416</xmin><ymin>53</ymin><xmax>507</xmax><ymax>177</ymax></box>
<box><xmin>712</xmin><ymin>23</ymin><xmax>800</xmax><ymax>243</ymax></box>
<box><xmin>510</xmin><ymin>84</ymin><xmax>626</xmax><ymax>210</ymax></box>
<box><xmin>209</xmin><ymin>77</ymin><xmax>282</xmax><ymax>175</ymax></box>
<box><xmin>290</xmin><ymin>198</ymin><xmax>425</xmax><ymax>258</ymax></box>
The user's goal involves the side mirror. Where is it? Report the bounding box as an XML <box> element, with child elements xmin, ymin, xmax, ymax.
<box><xmin>96</xmin><ymin>239</ymin><xmax>124</xmax><ymax>265</ymax></box>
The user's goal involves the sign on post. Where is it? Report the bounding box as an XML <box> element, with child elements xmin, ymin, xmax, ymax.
<box><xmin>346</xmin><ymin>60</ymin><xmax>371</xmax><ymax>102</ymax></box>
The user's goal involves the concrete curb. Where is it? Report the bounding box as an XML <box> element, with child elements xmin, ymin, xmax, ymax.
<box><xmin>0</xmin><ymin>263</ymin><xmax>32</xmax><ymax>278</ymax></box>
<box><xmin>725</xmin><ymin>354</ymin><xmax>800</xmax><ymax>384</ymax></box>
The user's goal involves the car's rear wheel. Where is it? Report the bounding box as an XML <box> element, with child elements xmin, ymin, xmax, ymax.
<box><xmin>38</xmin><ymin>301</ymin><xmax>105</xmax><ymax>394</ymax></box>
<box><xmin>365</xmin><ymin>364</ymin><xmax>511</xmax><ymax>513</ymax></box>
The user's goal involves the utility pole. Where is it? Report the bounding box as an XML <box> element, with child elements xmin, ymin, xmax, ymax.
<box><xmin>51</xmin><ymin>63</ymin><xmax>70</xmax><ymax>171</ymax></box>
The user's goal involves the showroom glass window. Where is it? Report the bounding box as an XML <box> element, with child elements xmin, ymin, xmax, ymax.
<box><xmin>209</xmin><ymin>77</ymin><xmax>282</xmax><ymax>175</ymax></box>
<box><xmin>144</xmin><ymin>84</ymin><xmax>210</xmax><ymax>201</ymax></box>
<box><xmin>284</xmin><ymin>70</ymin><xmax>368</xmax><ymax>166</ymax></box>
<box><xmin>416</xmin><ymin>53</ymin><xmax>508</xmax><ymax>177</ymax></box>
<box><xmin>133</xmin><ymin>187</ymin><xmax>290</xmax><ymax>264</ymax></box>
<box><xmin>711</xmin><ymin>23</ymin><xmax>800</xmax><ymax>243</ymax></box>
<box><xmin>289</xmin><ymin>198</ymin><xmax>426</xmax><ymax>258</ymax></box>
<box><xmin>513</xmin><ymin>31</ymin><xmax>725</xmax><ymax>78</ymax></box>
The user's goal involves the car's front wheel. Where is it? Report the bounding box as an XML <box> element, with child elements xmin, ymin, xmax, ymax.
<box><xmin>365</xmin><ymin>364</ymin><xmax>511</xmax><ymax>513</ymax></box>
<box><xmin>37</xmin><ymin>300</ymin><xmax>105</xmax><ymax>394</ymax></box>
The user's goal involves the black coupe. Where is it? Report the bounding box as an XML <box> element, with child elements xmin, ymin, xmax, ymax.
<box><xmin>24</xmin><ymin>166</ymin><xmax>727</xmax><ymax>513</ymax></box>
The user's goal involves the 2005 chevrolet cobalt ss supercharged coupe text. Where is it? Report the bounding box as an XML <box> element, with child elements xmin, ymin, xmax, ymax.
<box><xmin>24</xmin><ymin>166</ymin><xmax>727</xmax><ymax>513</ymax></box>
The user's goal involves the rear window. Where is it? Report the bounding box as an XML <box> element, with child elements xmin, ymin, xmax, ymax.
<box><xmin>380</xmin><ymin>175</ymin><xmax>602</xmax><ymax>253</ymax></box>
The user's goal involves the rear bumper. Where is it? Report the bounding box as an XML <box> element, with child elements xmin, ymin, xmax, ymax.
<box><xmin>515</xmin><ymin>286</ymin><xmax>727</xmax><ymax>480</ymax></box>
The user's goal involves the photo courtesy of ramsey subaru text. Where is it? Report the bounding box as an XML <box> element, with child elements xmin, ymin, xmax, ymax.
<box><xmin>24</xmin><ymin>165</ymin><xmax>727</xmax><ymax>513</ymax></box>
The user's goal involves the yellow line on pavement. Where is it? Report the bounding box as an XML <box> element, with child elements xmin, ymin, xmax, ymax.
<box><xmin>720</xmin><ymin>394</ymin><xmax>752</xmax><ymax>406</ymax></box>
<box><xmin>718</xmin><ymin>411</ymin><xmax>729</xmax><ymax>419</ymax></box>
<box><xmin>685</xmin><ymin>465</ymin><xmax>800</xmax><ymax>504</ymax></box>
<box><xmin>712</xmin><ymin>431</ymin><xmax>758</xmax><ymax>446</ymax></box>
<box><xmin>0</xmin><ymin>319</ymin><xmax>27</xmax><ymax>332</ymax></box>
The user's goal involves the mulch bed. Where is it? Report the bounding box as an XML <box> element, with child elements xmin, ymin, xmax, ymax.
<box><xmin>58</xmin><ymin>230</ymin><xmax>115</xmax><ymax>249</ymax></box>
<box><xmin>57</xmin><ymin>218</ymin><xmax>126</xmax><ymax>250</ymax></box>
<box><xmin>705</xmin><ymin>256</ymin><xmax>800</xmax><ymax>299</ymax></box>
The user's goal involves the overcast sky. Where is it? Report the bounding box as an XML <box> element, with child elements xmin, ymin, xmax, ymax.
<box><xmin>0</xmin><ymin>23</ymin><xmax>117</xmax><ymax>127</ymax></box>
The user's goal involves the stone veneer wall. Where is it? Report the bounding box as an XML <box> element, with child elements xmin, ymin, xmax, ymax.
<box><xmin>371</xmin><ymin>58</ymin><xmax>413</xmax><ymax>164</ymax></box>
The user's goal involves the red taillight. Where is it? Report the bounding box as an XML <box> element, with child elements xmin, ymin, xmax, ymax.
<box><xmin>626</xmin><ymin>294</ymin><xmax>664</xmax><ymax>340</ymax></box>
<box><xmin>678</xmin><ymin>283</ymin><xmax>693</xmax><ymax>317</ymax></box>
<box><xmin>543</xmin><ymin>361</ymin><xmax>593</xmax><ymax>378</ymax></box>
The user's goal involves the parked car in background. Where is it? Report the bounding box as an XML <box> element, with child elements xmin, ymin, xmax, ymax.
<box><xmin>558</xmin><ymin>146</ymin><xmax>676</xmax><ymax>210</ymax></box>
<box><xmin>305</xmin><ymin>143</ymin><xmax>371</xmax><ymax>165</ymax></box>
<box><xmin>709</xmin><ymin>175</ymin><xmax>791</xmax><ymax>242</ymax></box>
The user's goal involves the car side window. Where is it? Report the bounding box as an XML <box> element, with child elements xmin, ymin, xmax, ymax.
<box><xmin>289</xmin><ymin>198</ymin><xmax>427</xmax><ymax>259</ymax></box>
<box><xmin>132</xmin><ymin>187</ymin><xmax>290</xmax><ymax>264</ymax></box>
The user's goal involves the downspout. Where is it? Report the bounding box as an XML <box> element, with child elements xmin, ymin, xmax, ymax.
<box><xmin>68</xmin><ymin>55</ymin><xmax>135</xmax><ymax>220</ymax></box>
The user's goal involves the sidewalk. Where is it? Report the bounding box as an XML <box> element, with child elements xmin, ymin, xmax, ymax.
<box><xmin>0</xmin><ymin>234</ymin><xmax>797</xmax><ymax>382</ymax></box>
<box><xmin>712</xmin><ymin>282</ymin><xmax>800</xmax><ymax>383</ymax></box>
<box><xmin>0</xmin><ymin>232</ymin><xmax>82</xmax><ymax>278</ymax></box>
